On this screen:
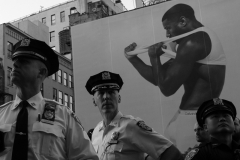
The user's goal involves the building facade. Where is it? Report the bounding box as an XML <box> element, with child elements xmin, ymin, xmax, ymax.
<box><xmin>11</xmin><ymin>0</ymin><xmax>126</xmax><ymax>54</ymax></box>
<box><xmin>0</xmin><ymin>22</ymin><xmax>75</xmax><ymax>111</ymax></box>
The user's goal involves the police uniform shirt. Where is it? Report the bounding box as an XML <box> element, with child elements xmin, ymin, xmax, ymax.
<box><xmin>92</xmin><ymin>112</ymin><xmax>172</xmax><ymax>160</ymax></box>
<box><xmin>0</xmin><ymin>92</ymin><xmax>98</xmax><ymax>160</ymax></box>
<box><xmin>185</xmin><ymin>138</ymin><xmax>240</xmax><ymax>160</ymax></box>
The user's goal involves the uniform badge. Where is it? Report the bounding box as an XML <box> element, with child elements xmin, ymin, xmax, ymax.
<box><xmin>20</xmin><ymin>38</ymin><xmax>30</xmax><ymax>46</ymax></box>
<box><xmin>41</xmin><ymin>103</ymin><xmax>56</xmax><ymax>125</ymax></box>
<box><xmin>213</xmin><ymin>98</ymin><xmax>224</xmax><ymax>105</ymax></box>
<box><xmin>136</xmin><ymin>121</ymin><xmax>152</xmax><ymax>132</ymax></box>
<box><xmin>102</xmin><ymin>72</ymin><xmax>111</xmax><ymax>80</ymax></box>
<box><xmin>185</xmin><ymin>148</ymin><xmax>199</xmax><ymax>160</ymax></box>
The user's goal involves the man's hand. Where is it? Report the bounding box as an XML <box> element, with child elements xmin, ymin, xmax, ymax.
<box><xmin>148</xmin><ymin>42</ymin><xmax>166</xmax><ymax>58</ymax></box>
<box><xmin>124</xmin><ymin>42</ymin><xmax>137</xmax><ymax>60</ymax></box>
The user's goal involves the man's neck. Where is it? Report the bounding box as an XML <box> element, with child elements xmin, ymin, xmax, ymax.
<box><xmin>16</xmin><ymin>86</ymin><xmax>40</xmax><ymax>100</ymax></box>
<box><xmin>212</xmin><ymin>134</ymin><xmax>233</xmax><ymax>148</ymax></box>
<box><xmin>102</xmin><ymin>111</ymin><xmax>118</xmax><ymax>127</ymax></box>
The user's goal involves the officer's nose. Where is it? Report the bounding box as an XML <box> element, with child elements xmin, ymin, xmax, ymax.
<box><xmin>103</xmin><ymin>91</ymin><xmax>110</xmax><ymax>99</ymax></box>
<box><xmin>219</xmin><ymin>116</ymin><xmax>226</xmax><ymax>122</ymax></box>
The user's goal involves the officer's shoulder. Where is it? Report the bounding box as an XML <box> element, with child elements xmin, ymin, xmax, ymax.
<box><xmin>0</xmin><ymin>101</ymin><xmax>13</xmax><ymax>108</ymax></box>
<box><xmin>44</xmin><ymin>98</ymin><xmax>65</xmax><ymax>109</ymax></box>
<box><xmin>184</xmin><ymin>148</ymin><xmax>200</xmax><ymax>160</ymax></box>
<box><xmin>184</xmin><ymin>143</ymin><xmax>210</xmax><ymax>160</ymax></box>
<box><xmin>122</xmin><ymin>115</ymin><xmax>153</xmax><ymax>132</ymax></box>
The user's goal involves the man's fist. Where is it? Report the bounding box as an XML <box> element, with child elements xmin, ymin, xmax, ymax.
<box><xmin>124</xmin><ymin>42</ymin><xmax>137</xmax><ymax>59</ymax></box>
<box><xmin>148</xmin><ymin>42</ymin><xmax>166</xmax><ymax>58</ymax></box>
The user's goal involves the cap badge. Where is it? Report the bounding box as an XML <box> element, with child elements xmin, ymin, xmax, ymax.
<box><xmin>20</xmin><ymin>39</ymin><xmax>30</xmax><ymax>46</ymax></box>
<box><xmin>213</xmin><ymin>98</ymin><xmax>224</xmax><ymax>105</ymax></box>
<box><xmin>102</xmin><ymin>72</ymin><xmax>111</xmax><ymax>80</ymax></box>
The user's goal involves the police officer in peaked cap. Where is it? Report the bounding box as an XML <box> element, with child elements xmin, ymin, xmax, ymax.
<box><xmin>86</xmin><ymin>71</ymin><xmax>183</xmax><ymax>160</ymax></box>
<box><xmin>0</xmin><ymin>38</ymin><xmax>98</xmax><ymax>160</ymax></box>
<box><xmin>185</xmin><ymin>98</ymin><xmax>240</xmax><ymax>160</ymax></box>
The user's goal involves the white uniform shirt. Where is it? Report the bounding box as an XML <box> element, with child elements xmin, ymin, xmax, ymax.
<box><xmin>92</xmin><ymin>112</ymin><xmax>172</xmax><ymax>160</ymax></box>
<box><xmin>0</xmin><ymin>92</ymin><xmax>98</xmax><ymax>160</ymax></box>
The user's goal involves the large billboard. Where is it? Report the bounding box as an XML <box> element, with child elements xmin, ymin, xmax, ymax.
<box><xmin>71</xmin><ymin>0</ymin><xmax>240</xmax><ymax>153</ymax></box>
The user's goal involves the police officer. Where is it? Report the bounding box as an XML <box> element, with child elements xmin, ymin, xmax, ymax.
<box><xmin>233</xmin><ymin>117</ymin><xmax>240</xmax><ymax>145</ymax></box>
<box><xmin>85</xmin><ymin>71</ymin><xmax>183</xmax><ymax>160</ymax></box>
<box><xmin>193</xmin><ymin>122</ymin><xmax>210</xmax><ymax>144</ymax></box>
<box><xmin>185</xmin><ymin>98</ymin><xmax>240</xmax><ymax>160</ymax></box>
<box><xmin>0</xmin><ymin>38</ymin><xmax>98</xmax><ymax>160</ymax></box>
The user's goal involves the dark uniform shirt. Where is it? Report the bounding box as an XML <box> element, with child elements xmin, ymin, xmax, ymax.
<box><xmin>185</xmin><ymin>138</ymin><xmax>240</xmax><ymax>160</ymax></box>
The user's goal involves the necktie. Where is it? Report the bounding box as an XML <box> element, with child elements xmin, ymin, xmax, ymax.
<box><xmin>12</xmin><ymin>100</ymin><xmax>29</xmax><ymax>160</ymax></box>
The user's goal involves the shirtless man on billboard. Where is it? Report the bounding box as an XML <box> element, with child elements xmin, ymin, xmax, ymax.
<box><xmin>124</xmin><ymin>3</ymin><xmax>226</xmax><ymax>152</ymax></box>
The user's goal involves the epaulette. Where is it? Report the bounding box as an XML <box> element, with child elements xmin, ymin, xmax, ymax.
<box><xmin>44</xmin><ymin>98</ymin><xmax>63</xmax><ymax>108</ymax></box>
<box><xmin>0</xmin><ymin>101</ymin><xmax>13</xmax><ymax>108</ymax></box>
<box><xmin>121</xmin><ymin>115</ymin><xmax>135</xmax><ymax>120</ymax></box>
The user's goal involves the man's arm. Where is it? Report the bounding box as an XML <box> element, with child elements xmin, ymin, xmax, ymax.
<box><xmin>124</xmin><ymin>43</ymin><xmax>155</xmax><ymax>85</ymax></box>
<box><xmin>148</xmin><ymin>33</ymin><xmax>210</xmax><ymax>96</ymax></box>
<box><xmin>160</xmin><ymin>145</ymin><xmax>183</xmax><ymax>160</ymax></box>
<box><xmin>66</xmin><ymin>110</ymin><xmax>99</xmax><ymax>160</ymax></box>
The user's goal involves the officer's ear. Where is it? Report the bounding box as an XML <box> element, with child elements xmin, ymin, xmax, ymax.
<box><xmin>93</xmin><ymin>98</ymin><xmax>97</xmax><ymax>107</ymax></box>
<box><xmin>179</xmin><ymin>16</ymin><xmax>187</xmax><ymax>27</ymax></box>
<box><xmin>38</xmin><ymin>68</ymin><xmax>48</xmax><ymax>79</ymax></box>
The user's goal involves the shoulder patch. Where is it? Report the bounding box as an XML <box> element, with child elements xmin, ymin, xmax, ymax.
<box><xmin>136</xmin><ymin>121</ymin><xmax>152</xmax><ymax>132</ymax></box>
<box><xmin>185</xmin><ymin>148</ymin><xmax>199</xmax><ymax>160</ymax></box>
<box><xmin>0</xmin><ymin>101</ymin><xmax>13</xmax><ymax>108</ymax></box>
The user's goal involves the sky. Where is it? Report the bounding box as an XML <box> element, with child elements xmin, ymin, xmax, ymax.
<box><xmin>0</xmin><ymin>0</ymin><xmax>135</xmax><ymax>24</ymax></box>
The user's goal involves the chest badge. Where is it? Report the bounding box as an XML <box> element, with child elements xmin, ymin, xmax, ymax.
<box><xmin>41</xmin><ymin>103</ymin><xmax>56</xmax><ymax>125</ymax></box>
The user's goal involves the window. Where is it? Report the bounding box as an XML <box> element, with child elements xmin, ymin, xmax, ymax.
<box><xmin>58</xmin><ymin>70</ymin><xmax>62</xmax><ymax>83</ymax></box>
<box><xmin>69</xmin><ymin>75</ymin><xmax>73</xmax><ymax>88</ymax></box>
<box><xmin>7</xmin><ymin>42</ymin><xmax>13</xmax><ymax>58</ymax></box>
<box><xmin>51</xmin><ymin>46</ymin><xmax>56</xmax><ymax>50</ymax></box>
<box><xmin>70</xmin><ymin>7</ymin><xmax>77</xmax><ymax>14</ymax></box>
<box><xmin>7</xmin><ymin>67</ymin><xmax>13</xmax><ymax>86</ymax></box>
<box><xmin>53</xmin><ymin>88</ymin><xmax>57</xmax><ymax>101</ymax></box>
<box><xmin>51</xmin><ymin>14</ymin><xmax>56</xmax><ymax>25</ymax></box>
<box><xmin>69</xmin><ymin>96</ymin><xmax>73</xmax><ymax>111</ymax></box>
<box><xmin>42</xmin><ymin>17</ymin><xmax>46</xmax><ymax>24</ymax></box>
<box><xmin>64</xmin><ymin>94</ymin><xmax>68</xmax><ymax>107</ymax></box>
<box><xmin>58</xmin><ymin>91</ymin><xmax>63</xmax><ymax>104</ymax></box>
<box><xmin>52</xmin><ymin>73</ymin><xmax>56</xmax><ymax>81</ymax></box>
<box><xmin>63</xmin><ymin>72</ymin><xmax>67</xmax><ymax>86</ymax></box>
<box><xmin>50</xmin><ymin>31</ymin><xmax>55</xmax><ymax>42</ymax></box>
<box><xmin>40</xmin><ymin>83</ymin><xmax>44</xmax><ymax>96</ymax></box>
<box><xmin>60</xmin><ymin>11</ymin><xmax>65</xmax><ymax>22</ymax></box>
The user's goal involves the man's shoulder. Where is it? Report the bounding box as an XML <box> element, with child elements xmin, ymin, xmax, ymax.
<box><xmin>44</xmin><ymin>98</ymin><xmax>64</xmax><ymax>108</ymax></box>
<box><xmin>0</xmin><ymin>101</ymin><xmax>13</xmax><ymax>109</ymax></box>
<box><xmin>184</xmin><ymin>142</ymin><xmax>211</xmax><ymax>160</ymax></box>
<box><xmin>121</xmin><ymin>115</ymin><xmax>153</xmax><ymax>132</ymax></box>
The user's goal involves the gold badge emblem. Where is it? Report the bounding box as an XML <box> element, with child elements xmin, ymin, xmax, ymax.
<box><xmin>20</xmin><ymin>39</ymin><xmax>30</xmax><ymax>46</ymax></box>
<box><xmin>102</xmin><ymin>72</ymin><xmax>111</xmax><ymax>80</ymax></box>
<box><xmin>213</xmin><ymin>98</ymin><xmax>224</xmax><ymax>105</ymax></box>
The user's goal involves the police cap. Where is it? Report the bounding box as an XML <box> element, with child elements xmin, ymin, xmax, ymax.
<box><xmin>85</xmin><ymin>71</ymin><xmax>123</xmax><ymax>95</ymax></box>
<box><xmin>12</xmin><ymin>38</ymin><xmax>59</xmax><ymax>76</ymax></box>
<box><xmin>197</xmin><ymin>98</ymin><xmax>236</xmax><ymax>128</ymax></box>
